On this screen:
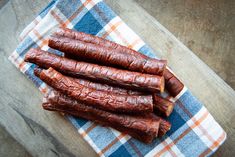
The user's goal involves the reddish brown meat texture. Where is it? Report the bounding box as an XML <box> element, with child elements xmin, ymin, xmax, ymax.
<box><xmin>68</xmin><ymin>74</ymin><xmax>143</xmax><ymax>95</ymax></box>
<box><xmin>25</xmin><ymin>48</ymin><xmax>165</xmax><ymax>92</ymax></box>
<box><xmin>35</xmin><ymin>67</ymin><xmax>173</xmax><ymax>117</ymax></box>
<box><xmin>43</xmin><ymin>90</ymin><xmax>171</xmax><ymax>138</ymax></box>
<box><xmin>34</xmin><ymin>67</ymin><xmax>141</xmax><ymax>95</ymax></box>
<box><xmin>153</xmin><ymin>94</ymin><xmax>174</xmax><ymax>117</ymax></box>
<box><xmin>49</xmin><ymin>33</ymin><xmax>167</xmax><ymax>76</ymax></box>
<box><xmin>54</xmin><ymin>28</ymin><xmax>184</xmax><ymax>97</ymax></box>
<box><xmin>43</xmin><ymin>90</ymin><xmax>160</xmax><ymax>143</ymax></box>
<box><xmin>35</xmin><ymin>67</ymin><xmax>154</xmax><ymax>114</ymax></box>
<box><xmin>164</xmin><ymin>69</ymin><xmax>184</xmax><ymax>97</ymax></box>
<box><xmin>158</xmin><ymin>118</ymin><xmax>171</xmax><ymax>137</ymax></box>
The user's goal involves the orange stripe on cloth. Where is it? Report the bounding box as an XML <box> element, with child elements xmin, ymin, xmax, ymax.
<box><xmin>20</xmin><ymin>19</ymin><xmax>39</xmax><ymax>41</ymax></box>
<box><xmin>127</xmin><ymin>140</ymin><xmax>143</xmax><ymax>157</ymax></box>
<box><xmin>62</xmin><ymin>0</ymin><xmax>92</xmax><ymax>27</ymax></box>
<box><xmin>109</xmin><ymin>25</ymin><xmax>130</xmax><ymax>47</ymax></box>
<box><xmin>32</xmin><ymin>29</ymin><xmax>48</xmax><ymax>48</ymax></box>
<box><xmin>154</xmin><ymin>110</ymin><xmax>209</xmax><ymax>157</ymax></box>
<box><xmin>103</xmin><ymin>20</ymin><xmax>139</xmax><ymax>49</ymax></box>
<box><xmin>98</xmin><ymin>133</ymin><xmax>126</xmax><ymax>156</ymax></box>
<box><xmin>177</xmin><ymin>101</ymin><xmax>218</xmax><ymax>146</ymax></box>
<box><xmin>81</xmin><ymin>123</ymin><xmax>97</xmax><ymax>137</ymax></box>
<box><xmin>102</xmin><ymin>20</ymin><xmax>122</xmax><ymax>38</ymax></box>
<box><xmin>90</xmin><ymin>5</ymin><xmax>130</xmax><ymax>47</ymax></box>
<box><xmin>19</xmin><ymin>61</ymin><xmax>26</xmax><ymax>71</ymax></box>
<box><xmin>40</xmin><ymin>85</ymin><xmax>49</xmax><ymax>94</ymax></box>
<box><xmin>161</xmin><ymin>140</ymin><xmax>178</xmax><ymax>157</ymax></box>
<box><xmin>199</xmin><ymin>132</ymin><xmax>226</xmax><ymax>157</ymax></box>
<box><xmin>50</xmin><ymin>10</ymin><xmax>65</xmax><ymax>25</ymax></box>
<box><xmin>33</xmin><ymin>29</ymin><xmax>44</xmax><ymax>41</ymax></box>
<box><xmin>102</xmin><ymin>20</ymin><xmax>140</xmax><ymax>50</ymax></box>
<box><xmin>128</xmin><ymin>38</ymin><xmax>142</xmax><ymax>49</ymax></box>
<box><xmin>51</xmin><ymin>0</ymin><xmax>93</xmax><ymax>28</ymax></box>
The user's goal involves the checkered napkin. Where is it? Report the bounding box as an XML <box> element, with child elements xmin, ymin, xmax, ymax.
<box><xmin>9</xmin><ymin>0</ymin><xmax>226</xmax><ymax>156</ymax></box>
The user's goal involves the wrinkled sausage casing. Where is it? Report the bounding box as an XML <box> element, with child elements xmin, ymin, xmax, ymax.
<box><xmin>164</xmin><ymin>69</ymin><xmax>184</xmax><ymax>97</ymax></box>
<box><xmin>25</xmin><ymin>48</ymin><xmax>165</xmax><ymax>92</ymax></box>
<box><xmin>43</xmin><ymin>90</ymin><xmax>160</xmax><ymax>143</ymax></box>
<box><xmin>34</xmin><ymin>66</ymin><xmax>173</xmax><ymax>117</ymax></box>
<box><xmin>153</xmin><ymin>94</ymin><xmax>174</xmax><ymax>117</ymax></box>
<box><xmin>26</xmin><ymin>48</ymin><xmax>172</xmax><ymax>116</ymax></box>
<box><xmin>35</xmin><ymin>67</ymin><xmax>154</xmax><ymax>114</ymax></box>
<box><xmin>50</xmin><ymin>29</ymin><xmax>167</xmax><ymax>76</ymax></box>
<box><xmin>52</xmin><ymin>28</ymin><xmax>184</xmax><ymax>97</ymax></box>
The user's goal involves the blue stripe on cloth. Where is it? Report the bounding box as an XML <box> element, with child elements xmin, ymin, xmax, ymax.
<box><xmin>176</xmin><ymin>128</ymin><xmax>208</xmax><ymax>156</ymax></box>
<box><xmin>166</xmin><ymin>109</ymin><xmax>186</xmax><ymax>136</ymax></box>
<box><xmin>74</xmin><ymin>11</ymin><xmax>103</xmax><ymax>35</ymax></box>
<box><xmin>168</xmin><ymin>122</ymin><xmax>191</xmax><ymax>141</ymax></box>
<box><xmin>96</xmin><ymin>29</ymin><xmax>117</xmax><ymax>41</ymax></box>
<box><xmin>16</xmin><ymin>37</ymin><xmax>37</xmax><ymax>57</ymax></box>
<box><xmin>109</xmin><ymin>145</ymin><xmax>132</xmax><ymax>157</ymax></box>
<box><xmin>47</xmin><ymin>48</ymin><xmax>64</xmax><ymax>56</ymax></box>
<box><xmin>89</xmin><ymin>2</ymin><xmax>116</xmax><ymax>27</ymax></box>
<box><xmin>55</xmin><ymin>0</ymin><xmax>82</xmax><ymax>19</ymax></box>
<box><xmin>70</xmin><ymin>8</ymin><xmax>89</xmax><ymax>28</ymax></box>
<box><xmin>25</xmin><ymin>64</ymin><xmax>44</xmax><ymax>88</ymax></box>
<box><xmin>88</xmin><ymin>126</ymin><xmax>121</xmax><ymax>151</ymax></box>
<box><xmin>174</xmin><ymin>90</ymin><xmax>202</xmax><ymax>121</ymax></box>
<box><xmin>39</xmin><ymin>0</ymin><xmax>57</xmax><ymax>18</ymax></box>
<box><xmin>110</xmin><ymin>145</ymin><xmax>133</xmax><ymax>157</ymax></box>
<box><xmin>138</xmin><ymin>45</ymin><xmax>158</xmax><ymax>59</ymax></box>
<box><xmin>67</xmin><ymin>116</ymin><xmax>88</xmax><ymax>128</ymax></box>
<box><xmin>123</xmin><ymin>137</ymin><xmax>162</xmax><ymax>156</ymax></box>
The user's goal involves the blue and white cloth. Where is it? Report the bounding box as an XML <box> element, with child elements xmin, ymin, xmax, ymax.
<box><xmin>9</xmin><ymin>0</ymin><xmax>226</xmax><ymax>156</ymax></box>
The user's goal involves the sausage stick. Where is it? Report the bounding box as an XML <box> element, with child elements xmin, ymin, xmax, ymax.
<box><xmin>44</xmin><ymin>90</ymin><xmax>170</xmax><ymax>137</ymax></box>
<box><xmin>35</xmin><ymin>67</ymin><xmax>153</xmax><ymax>114</ymax></box>
<box><xmin>34</xmin><ymin>67</ymin><xmax>173</xmax><ymax>117</ymax></box>
<box><xmin>33</xmin><ymin>67</ymin><xmax>142</xmax><ymax>96</ymax></box>
<box><xmin>25</xmin><ymin>48</ymin><xmax>165</xmax><ymax>92</ymax></box>
<box><xmin>71</xmin><ymin>77</ymin><xmax>174</xmax><ymax>116</ymax></box>
<box><xmin>153</xmin><ymin>94</ymin><xmax>174</xmax><ymax>117</ymax></box>
<box><xmin>164</xmin><ymin>69</ymin><xmax>184</xmax><ymax>97</ymax></box>
<box><xmin>49</xmin><ymin>34</ymin><xmax>167</xmax><ymax>76</ymax></box>
<box><xmin>44</xmin><ymin>90</ymin><xmax>170</xmax><ymax>140</ymax></box>
<box><xmin>54</xmin><ymin>28</ymin><xmax>183</xmax><ymax>96</ymax></box>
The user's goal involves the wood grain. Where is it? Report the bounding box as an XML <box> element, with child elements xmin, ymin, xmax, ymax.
<box><xmin>0</xmin><ymin>1</ymin><xmax>97</xmax><ymax>157</ymax></box>
<box><xmin>105</xmin><ymin>1</ymin><xmax>235</xmax><ymax>156</ymax></box>
<box><xmin>0</xmin><ymin>0</ymin><xmax>234</xmax><ymax>156</ymax></box>
<box><xmin>135</xmin><ymin>0</ymin><xmax>235</xmax><ymax>90</ymax></box>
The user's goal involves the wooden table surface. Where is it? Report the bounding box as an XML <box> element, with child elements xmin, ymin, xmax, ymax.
<box><xmin>0</xmin><ymin>0</ymin><xmax>234</xmax><ymax>156</ymax></box>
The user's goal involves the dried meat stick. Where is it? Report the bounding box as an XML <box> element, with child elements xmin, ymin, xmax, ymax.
<box><xmin>27</xmin><ymin>48</ymin><xmax>172</xmax><ymax>116</ymax></box>
<box><xmin>33</xmin><ymin>67</ymin><xmax>142</xmax><ymax>96</ymax></box>
<box><xmin>164</xmin><ymin>69</ymin><xmax>184</xmax><ymax>97</ymax></box>
<box><xmin>48</xmin><ymin>34</ymin><xmax>167</xmax><ymax>76</ymax></box>
<box><xmin>53</xmin><ymin>28</ymin><xmax>184</xmax><ymax>97</ymax></box>
<box><xmin>35</xmin><ymin>67</ymin><xmax>153</xmax><ymax>114</ymax></box>
<box><xmin>43</xmin><ymin>101</ymin><xmax>159</xmax><ymax>143</ymax></box>
<box><xmin>34</xmin><ymin>67</ymin><xmax>173</xmax><ymax>117</ymax></box>
<box><xmin>72</xmin><ymin>78</ymin><xmax>174</xmax><ymax>117</ymax></box>
<box><xmin>44</xmin><ymin>90</ymin><xmax>170</xmax><ymax>137</ymax></box>
<box><xmin>158</xmin><ymin>118</ymin><xmax>171</xmax><ymax>137</ymax></box>
<box><xmin>25</xmin><ymin>48</ymin><xmax>165</xmax><ymax>92</ymax></box>
<box><xmin>153</xmin><ymin>94</ymin><xmax>174</xmax><ymax>117</ymax></box>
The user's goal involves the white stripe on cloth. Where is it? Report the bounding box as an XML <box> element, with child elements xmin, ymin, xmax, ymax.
<box><xmin>78</xmin><ymin>127</ymin><xmax>104</xmax><ymax>157</ymax></box>
<box><xmin>82</xmin><ymin>0</ymin><xmax>102</xmax><ymax>10</ymax></box>
<box><xmin>20</xmin><ymin>16</ymin><xmax>42</xmax><ymax>41</ymax></box>
<box><xmin>189</xmin><ymin>106</ymin><xmax>227</xmax><ymax>149</ymax></box>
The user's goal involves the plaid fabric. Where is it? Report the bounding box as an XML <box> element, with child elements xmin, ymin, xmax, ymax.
<box><xmin>9</xmin><ymin>0</ymin><xmax>226</xmax><ymax>156</ymax></box>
